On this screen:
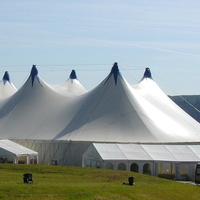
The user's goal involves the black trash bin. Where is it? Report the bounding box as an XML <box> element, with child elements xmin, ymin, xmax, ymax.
<box><xmin>128</xmin><ymin>176</ymin><xmax>134</xmax><ymax>186</ymax></box>
<box><xmin>23</xmin><ymin>173</ymin><xmax>33</xmax><ymax>183</ymax></box>
<box><xmin>51</xmin><ymin>159</ymin><xmax>57</xmax><ymax>165</ymax></box>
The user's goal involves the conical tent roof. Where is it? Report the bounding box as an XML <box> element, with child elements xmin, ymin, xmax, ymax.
<box><xmin>54</xmin><ymin>63</ymin><xmax>156</xmax><ymax>142</ymax></box>
<box><xmin>0</xmin><ymin>64</ymin><xmax>200</xmax><ymax>143</ymax></box>
<box><xmin>54</xmin><ymin>64</ymin><xmax>200</xmax><ymax>142</ymax></box>
<box><xmin>54</xmin><ymin>69</ymin><xmax>87</xmax><ymax>96</ymax></box>
<box><xmin>0</xmin><ymin>65</ymin><xmax>76</xmax><ymax>139</ymax></box>
<box><xmin>130</xmin><ymin>68</ymin><xmax>200</xmax><ymax>142</ymax></box>
<box><xmin>0</xmin><ymin>71</ymin><xmax>17</xmax><ymax>101</ymax></box>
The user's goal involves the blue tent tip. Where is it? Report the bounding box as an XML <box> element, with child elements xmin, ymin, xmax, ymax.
<box><xmin>143</xmin><ymin>68</ymin><xmax>152</xmax><ymax>79</ymax></box>
<box><xmin>105</xmin><ymin>62</ymin><xmax>121</xmax><ymax>86</ymax></box>
<box><xmin>3</xmin><ymin>71</ymin><xmax>10</xmax><ymax>82</ymax></box>
<box><xmin>112</xmin><ymin>62</ymin><xmax>120</xmax><ymax>85</ymax></box>
<box><xmin>70</xmin><ymin>70</ymin><xmax>77</xmax><ymax>79</ymax></box>
<box><xmin>30</xmin><ymin>65</ymin><xmax>38</xmax><ymax>86</ymax></box>
<box><xmin>30</xmin><ymin>65</ymin><xmax>38</xmax><ymax>77</ymax></box>
<box><xmin>3</xmin><ymin>71</ymin><xmax>10</xmax><ymax>85</ymax></box>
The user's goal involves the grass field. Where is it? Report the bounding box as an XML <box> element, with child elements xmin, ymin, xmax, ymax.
<box><xmin>0</xmin><ymin>164</ymin><xmax>199</xmax><ymax>200</ymax></box>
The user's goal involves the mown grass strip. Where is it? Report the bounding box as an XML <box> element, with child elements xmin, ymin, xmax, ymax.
<box><xmin>0</xmin><ymin>164</ymin><xmax>199</xmax><ymax>200</ymax></box>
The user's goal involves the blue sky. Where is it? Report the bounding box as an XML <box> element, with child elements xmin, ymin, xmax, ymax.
<box><xmin>1</xmin><ymin>0</ymin><xmax>200</xmax><ymax>95</ymax></box>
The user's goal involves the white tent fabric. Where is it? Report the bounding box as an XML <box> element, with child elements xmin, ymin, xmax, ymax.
<box><xmin>164</xmin><ymin>145</ymin><xmax>200</xmax><ymax>162</ymax></box>
<box><xmin>0</xmin><ymin>66</ymin><xmax>88</xmax><ymax>140</ymax></box>
<box><xmin>0</xmin><ymin>139</ymin><xmax>38</xmax><ymax>164</ymax></box>
<box><xmin>54</xmin><ymin>69</ymin><xmax>87</xmax><ymax>96</ymax></box>
<box><xmin>0</xmin><ymin>63</ymin><xmax>199</xmax><ymax>169</ymax></box>
<box><xmin>131</xmin><ymin>73</ymin><xmax>200</xmax><ymax>142</ymax></box>
<box><xmin>83</xmin><ymin>143</ymin><xmax>200</xmax><ymax>163</ymax></box>
<box><xmin>0</xmin><ymin>64</ymin><xmax>200</xmax><ymax>142</ymax></box>
<box><xmin>51</xmin><ymin>65</ymin><xmax>200</xmax><ymax>142</ymax></box>
<box><xmin>0</xmin><ymin>71</ymin><xmax>17</xmax><ymax>102</ymax></box>
<box><xmin>82</xmin><ymin>143</ymin><xmax>200</xmax><ymax>180</ymax></box>
<box><xmin>0</xmin><ymin>139</ymin><xmax>38</xmax><ymax>156</ymax></box>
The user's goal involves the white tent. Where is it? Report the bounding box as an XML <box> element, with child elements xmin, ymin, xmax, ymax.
<box><xmin>83</xmin><ymin>143</ymin><xmax>200</xmax><ymax>180</ymax></box>
<box><xmin>54</xmin><ymin>69</ymin><xmax>87</xmax><ymax>96</ymax></box>
<box><xmin>83</xmin><ymin>143</ymin><xmax>200</xmax><ymax>167</ymax></box>
<box><xmin>0</xmin><ymin>66</ymin><xmax>76</xmax><ymax>140</ymax></box>
<box><xmin>0</xmin><ymin>139</ymin><xmax>38</xmax><ymax>164</ymax></box>
<box><xmin>0</xmin><ymin>71</ymin><xmax>17</xmax><ymax>102</ymax></box>
<box><xmin>51</xmin><ymin>64</ymin><xmax>200</xmax><ymax>143</ymax></box>
<box><xmin>0</xmin><ymin>64</ymin><xmax>200</xmax><ymax>142</ymax></box>
<box><xmin>0</xmin><ymin>63</ymin><xmax>199</xmax><ymax>180</ymax></box>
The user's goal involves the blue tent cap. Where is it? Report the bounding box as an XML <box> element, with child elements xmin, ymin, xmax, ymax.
<box><xmin>30</xmin><ymin>65</ymin><xmax>38</xmax><ymax>86</ymax></box>
<box><xmin>105</xmin><ymin>62</ymin><xmax>121</xmax><ymax>86</ymax></box>
<box><xmin>3</xmin><ymin>71</ymin><xmax>10</xmax><ymax>82</ymax></box>
<box><xmin>70</xmin><ymin>70</ymin><xmax>77</xmax><ymax>79</ymax></box>
<box><xmin>143</xmin><ymin>68</ymin><xmax>152</xmax><ymax>79</ymax></box>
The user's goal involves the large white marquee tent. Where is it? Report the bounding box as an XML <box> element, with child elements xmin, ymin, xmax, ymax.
<box><xmin>0</xmin><ymin>63</ymin><xmax>200</xmax><ymax>180</ymax></box>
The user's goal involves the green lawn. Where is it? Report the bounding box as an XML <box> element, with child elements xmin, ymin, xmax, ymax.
<box><xmin>0</xmin><ymin>164</ymin><xmax>199</xmax><ymax>200</ymax></box>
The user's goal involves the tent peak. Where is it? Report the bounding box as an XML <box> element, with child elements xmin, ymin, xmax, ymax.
<box><xmin>105</xmin><ymin>62</ymin><xmax>121</xmax><ymax>85</ymax></box>
<box><xmin>143</xmin><ymin>68</ymin><xmax>152</xmax><ymax>79</ymax></box>
<box><xmin>30</xmin><ymin>65</ymin><xmax>38</xmax><ymax>86</ymax></box>
<box><xmin>30</xmin><ymin>65</ymin><xmax>38</xmax><ymax>77</ymax></box>
<box><xmin>69</xmin><ymin>70</ymin><xmax>77</xmax><ymax>79</ymax></box>
<box><xmin>112</xmin><ymin>62</ymin><xmax>119</xmax><ymax>73</ymax></box>
<box><xmin>3</xmin><ymin>71</ymin><xmax>10</xmax><ymax>85</ymax></box>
